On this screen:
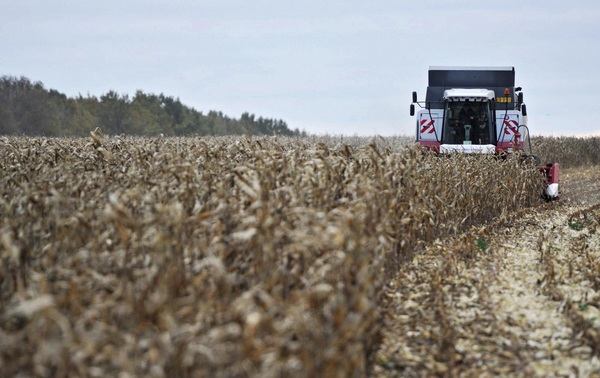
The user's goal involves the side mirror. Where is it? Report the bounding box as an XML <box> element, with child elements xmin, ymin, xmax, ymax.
<box><xmin>412</xmin><ymin>91</ymin><xmax>417</xmax><ymax>103</ymax></box>
<box><xmin>521</xmin><ymin>104</ymin><xmax>527</xmax><ymax>116</ymax></box>
<box><xmin>410</xmin><ymin>104</ymin><xmax>415</xmax><ymax>116</ymax></box>
<box><xmin>517</xmin><ymin>92</ymin><xmax>524</xmax><ymax>104</ymax></box>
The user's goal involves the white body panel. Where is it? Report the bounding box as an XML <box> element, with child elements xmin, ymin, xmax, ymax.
<box><xmin>444</xmin><ymin>88</ymin><xmax>495</xmax><ymax>100</ymax></box>
<box><xmin>546</xmin><ymin>183</ymin><xmax>559</xmax><ymax>198</ymax></box>
<box><xmin>495</xmin><ymin>112</ymin><xmax>521</xmax><ymax>143</ymax></box>
<box><xmin>416</xmin><ymin>110</ymin><xmax>443</xmax><ymax>141</ymax></box>
<box><xmin>440</xmin><ymin>144</ymin><xmax>495</xmax><ymax>154</ymax></box>
<box><xmin>416</xmin><ymin>109</ymin><xmax>525</xmax><ymax>147</ymax></box>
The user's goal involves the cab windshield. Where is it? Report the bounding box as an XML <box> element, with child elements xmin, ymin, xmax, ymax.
<box><xmin>443</xmin><ymin>100</ymin><xmax>495</xmax><ymax>145</ymax></box>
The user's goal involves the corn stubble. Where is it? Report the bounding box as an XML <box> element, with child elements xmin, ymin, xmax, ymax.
<box><xmin>0</xmin><ymin>136</ymin><xmax>543</xmax><ymax>377</ymax></box>
<box><xmin>538</xmin><ymin>204</ymin><xmax>600</xmax><ymax>354</ymax></box>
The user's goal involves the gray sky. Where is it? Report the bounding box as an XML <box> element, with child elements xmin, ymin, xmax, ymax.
<box><xmin>2</xmin><ymin>1</ymin><xmax>599</xmax><ymax>136</ymax></box>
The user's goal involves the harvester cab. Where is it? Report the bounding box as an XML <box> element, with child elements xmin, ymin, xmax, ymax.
<box><xmin>442</xmin><ymin>89</ymin><xmax>496</xmax><ymax>151</ymax></box>
<box><xmin>409</xmin><ymin>66</ymin><xmax>559</xmax><ymax>200</ymax></box>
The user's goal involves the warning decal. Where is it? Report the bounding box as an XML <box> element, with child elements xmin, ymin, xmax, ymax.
<box><xmin>420</xmin><ymin>119</ymin><xmax>435</xmax><ymax>134</ymax></box>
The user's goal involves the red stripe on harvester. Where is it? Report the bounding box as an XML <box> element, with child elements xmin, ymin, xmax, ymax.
<box><xmin>420</xmin><ymin>120</ymin><xmax>435</xmax><ymax>134</ymax></box>
<box><xmin>503</xmin><ymin>120</ymin><xmax>518</xmax><ymax>134</ymax></box>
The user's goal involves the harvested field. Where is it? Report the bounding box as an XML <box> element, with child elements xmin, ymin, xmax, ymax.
<box><xmin>0</xmin><ymin>135</ymin><xmax>595</xmax><ymax>377</ymax></box>
<box><xmin>375</xmin><ymin>167</ymin><xmax>600</xmax><ymax>377</ymax></box>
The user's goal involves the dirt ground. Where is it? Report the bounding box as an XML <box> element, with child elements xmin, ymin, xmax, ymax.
<box><xmin>374</xmin><ymin>165</ymin><xmax>600</xmax><ymax>377</ymax></box>
<box><xmin>561</xmin><ymin>166</ymin><xmax>600</xmax><ymax>206</ymax></box>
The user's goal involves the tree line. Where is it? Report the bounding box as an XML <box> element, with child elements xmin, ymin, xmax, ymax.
<box><xmin>0</xmin><ymin>76</ymin><xmax>304</xmax><ymax>137</ymax></box>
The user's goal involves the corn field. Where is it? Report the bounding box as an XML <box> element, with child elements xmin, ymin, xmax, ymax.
<box><xmin>530</xmin><ymin>135</ymin><xmax>600</xmax><ymax>169</ymax></box>
<box><xmin>0</xmin><ymin>135</ymin><xmax>564</xmax><ymax>376</ymax></box>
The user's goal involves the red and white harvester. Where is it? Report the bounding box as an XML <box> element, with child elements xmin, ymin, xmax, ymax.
<box><xmin>410</xmin><ymin>66</ymin><xmax>559</xmax><ymax>199</ymax></box>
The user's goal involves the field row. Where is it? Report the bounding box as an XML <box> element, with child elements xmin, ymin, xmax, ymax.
<box><xmin>377</xmin><ymin>201</ymin><xmax>600</xmax><ymax>376</ymax></box>
<box><xmin>1</xmin><ymin>136</ymin><xmax>543</xmax><ymax>376</ymax></box>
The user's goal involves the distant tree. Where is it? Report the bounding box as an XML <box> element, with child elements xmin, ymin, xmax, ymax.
<box><xmin>97</xmin><ymin>91</ymin><xmax>131</xmax><ymax>134</ymax></box>
<box><xmin>0</xmin><ymin>76</ymin><xmax>62</xmax><ymax>136</ymax></box>
<box><xmin>160</xmin><ymin>94</ymin><xmax>184</xmax><ymax>124</ymax></box>
<box><xmin>130</xmin><ymin>91</ymin><xmax>172</xmax><ymax>135</ymax></box>
<box><xmin>63</xmin><ymin>99</ymin><xmax>96</xmax><ymax>136</ymax></box>
<box><xmin>0</xmin><ymin>78</ymin><xmax>18</xmax><ymax>134</ymax></box>
<box><xmin>0</xmin><ymin>75</ymin><xmax>303</xmax><ymax>137</ymax></box>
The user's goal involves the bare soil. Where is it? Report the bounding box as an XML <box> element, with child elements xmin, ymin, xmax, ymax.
<box><xmin>561</xmin><ymin>165</ymin><xmax>600</xmax><ymax>206</ymax></box>
<box><xmin>375</xmin><ymin>165</ymin><xmax>600</xmax><ymax>377</ymax></box>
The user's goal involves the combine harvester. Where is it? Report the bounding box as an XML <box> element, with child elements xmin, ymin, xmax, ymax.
<box><xmin>409</xmin><ymin>66</ymin><xmax>559</xmax><ymax>199</ymax></box>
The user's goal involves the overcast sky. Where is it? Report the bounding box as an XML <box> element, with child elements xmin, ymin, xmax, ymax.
<box><xmin>2</xmin><ymin>1</ymin><xmax>599</xmax><ymax>136</ymax></box>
